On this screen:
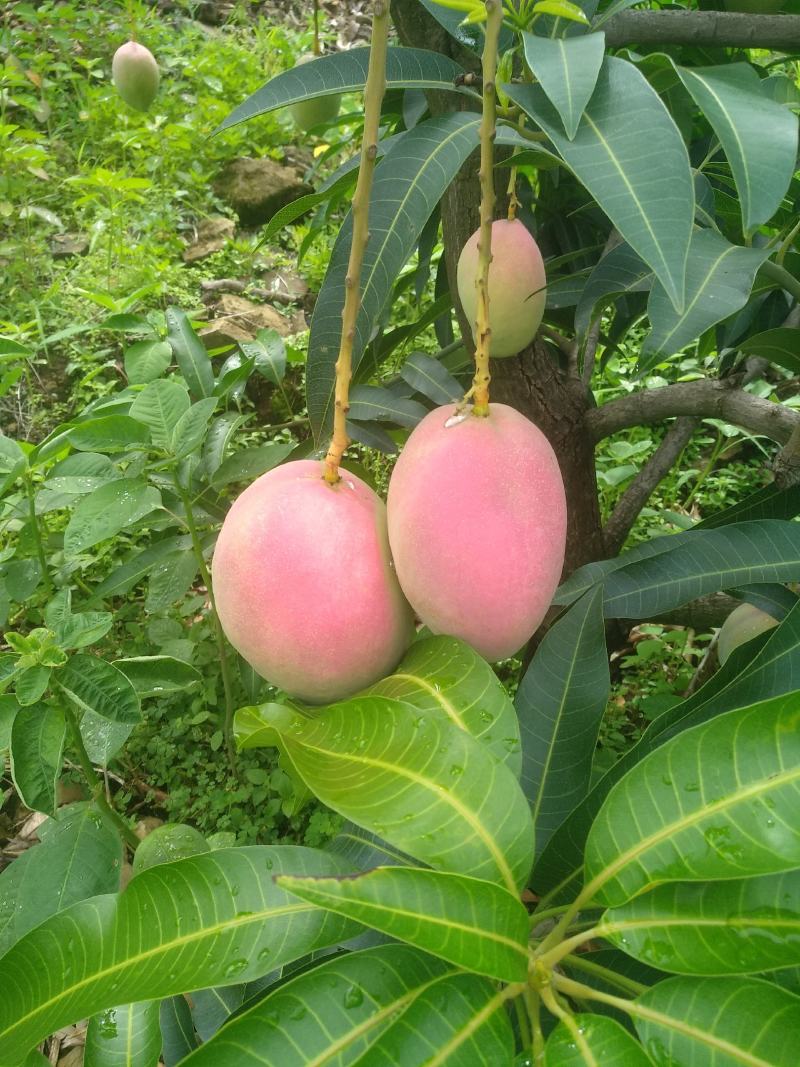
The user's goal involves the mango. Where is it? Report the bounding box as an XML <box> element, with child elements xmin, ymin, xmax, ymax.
<box><xmin>387</xmin><ymin>403</ymin><xmax>567</xmax><ymax>660</ymax></box>
<box><xmin>289</xmin><ymin>54</ymin><xmax>342</xmax><ymax>132</ymax></box>
<box><xmin>112</xmin><ymin>41</ymin><xmax>159</xmax><ymax>112</ymax></box>
<box><xmin>718</xmin><ymin>602</ymin><xmax>779</xmax><ymax>665</ymax></box>
<box><xmin>213</xmin><ymin>460</ymin><xmax>414</xmax><ymax>703</ymax></box>
<box><xmin>456</xmin><ymin>219</ymin><xmax>547</xmax><ymax>359</ymax></box>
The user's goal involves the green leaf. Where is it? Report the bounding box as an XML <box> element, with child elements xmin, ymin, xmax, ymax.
<box><xmin>54</xmin><ymin>611</ymin><xmax>114</xmax><ymax>650</ymax></box>
<box><xmin>584</xmin><ymin>692</ymin><xmax>800</xmax><ymax>908</ymax></box>
<box><xmin>517</xmin><ymin>589</ymin><xmax>609</xmax><ymax>855</ymax></box>
<box><xmin>0</xmin><ymin>435</ymin><xmax>26</xmax><ymax>497</ymax></box>
<box><xmin>189</xmin><ymin>986</ymin><xmax>244</xmax><ymax>1042</ymax></box>
<box><xmin>235</xmin><ymin>696</ymin><xmax>535</xmax><ymax>893</ymax></box>
<box><xmin>506</xmin><ymin>57</ymin><xmax>693</xmax><ymax>312</ymax></box>
<box><xmin>66</xmin><ymin>415</ymin><xmax>150</xmax><ymax>452</ymax></box>
<box><xmin>739</xmin><ymin>328</ymin><xmax>800</xmax><ymax>375</ymax></box>
<box><xmin>45</xmin><ymin>452</ymin><xmax>118</xmax><ymax>495</ymax></box>
<box><xmin>210</xmin><ymin>442</ymin><xmax>294</xmax><ymax>491</ymax></box>
<box><xmin>90</xmin><ymin>536</ymin><xmax>189</xmax><ymax>601</ymax></box>
<box><xmin>399</xmin><ymin>351</ymin><xmax>461</xmax><ymax>405</ymax></box>
<box><xmin>601</xmin><ymin>869</ymin><xmax>800</xmax><ymax>975</ymax></box>
<box><xmin>0</xmin><ymin>805</ymin><xmax>122</xmax><ymax>957</ymax></box>
<box><xmin>420</xmin><ymin>0</ymin><xmax>516</xmax><ymax>53</ymax></box>
<box><xmin>85</xmin><ymin>1001</ymin><xmax>161</xmax><ymax>1067</ymax></box>
<box><xmin>307</xmin><ymin>112</ymin><xmax>480</xmax><ymax>441</ymax></box>
<box><xmin>80</xmin><ymin>712</ymin><xmax>133</xmax><ymax>767</ymax></box>
<box><xmin>145</xmin><ymin>550</ymin><xmax>199</xmax><ymax>612</ymax></box>
<box><xmin>544</xmin><ymin>1014</ymin><xmax>652</xmax><ymax>1066</ymax></box>
<box><xmin>166</xmin><ymin>307</ymin><xmax>215</xmax><ymax>400</ymax></box>
<box><xmin>533</xmin><ymin>0</ymin><xmax>590</xmax><ymax>21</ymax></box>
<box><xmin>677</xmin><ymin>64</ymin><xmax>799</xmax><ymax>233</ymax></box>
<box><xmin>635</xmin><ymin>976</ymin><xmax>800</xmax><ymax>1066</ymax></box>
<box><xmin>217</xmin><ymin>47</ymin><xmax>470</xmax><ymax>132</ymax></box>
<box><xmin>365</xmin><ymin>635</ymin><xmax>522</xmax><ymax>774</ymax></box>
<box><xmin>160</xmin><ymin>997</ymin><xmax>198</xmax><ymax>1065</ymax></box>
<box><xmin>9</xmin><ymin>705</ymin><xmax>65</xmax><ymax>815</ymax></box>
<box><xmin>641</xmin><ymin>230</ymin><xmax>768</xmax><ymax>366</ymax></box>
<box><xmin>129</xmin><ymin>380</ymin><xmax>191</xmax><ymax>449</ymax></box>
<box><xmin>171</xmin><ymin>398</ymin><xmax>218</xmax><ymax>459</ymax></box>
<box><xmin>574</xmin><ymin>242</ymin><xmax>653</xmax><ymax>339</ymax></box>
<box><xmin>0</xmin><ymin>696</ymin><xmax>17</xmax><ymax>751</ymax></box>
<box><xmin>241</xmin><ymin>329</ymin><xmax>286</xmax><ymax>386</ymax></box>
<box><xmin>279</xmin><ymin>866</ymin><xmax>530</xmax><ymax>982</ymax></box>
<box><xmin>348</xmin><ymin>385</ymin><xmax>428</xmax><ymax>429</ymax></box>
<box><xmin>124</xmin><ymin>340</ymin><xmax>172</xmax><ymax>385</ymax></box>
<box><xmin>56</xmin><ymin>655</ymin><xmax>141</xmax><ymax>725</ymax></box>
<box><xmin>326</xmin><ymin>821</ymin><xmax>415</xmax><ymax>871</ymax></box>
<box><xmin>64</xmin><ymin>479</ymin><xmax>161</xmax><ymax>556</ymax></box>
<box><xmin>0</xmin><ymin>846</ymin><xmax>361</xmax><ymax>1059</ymax></box>
<box><xmin>14</xmin><ymin>665</ymin><xmax>51</xmax><ymax>706</ymax></box>
<box><xmin>522</xmin><ymin>32</ymin><xmax>605</xmax><ymax>140</ymax></box>
<box><xmin>114</xmin><ymin>656</ymin><xmax>202</xmax><ymax>698</ymax></box>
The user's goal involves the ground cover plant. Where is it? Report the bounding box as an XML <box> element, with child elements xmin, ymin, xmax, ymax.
<box><xmin>1</xmin><ymin>0</ymin><xmax>800</xmax><ymax>1063</ymax></box>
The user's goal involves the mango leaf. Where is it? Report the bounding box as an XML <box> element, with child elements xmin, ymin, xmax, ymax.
<box><xmin>0</xmin><ymin>805</ymin><xmax>122</xmax><ymax>957</ymax></box>
<box><xmin>348</xmin><ymin>385</ymin><xmax>428</xmax><ymax>429</ymax></box>
<box><xmin>161</xmin><ymin>997</ymin><xmax>198</xmax><ymax>1064</ymax></box>
<box><xmin>145</xmin><ymin>551</ymin><xmax>200</xmax><ymax>613</ymax></box>
<box><xmin>89</xmin><ymin>535</ymin><xmax>190</xmax><ymax>601</ymax></box>
<box><xmin>399</xmin><ymin>351</ymin><xmax>461</xmax><ymax>405</ymax></box>
<box><xmin>190</xmin><ymin>987</ymin><xmax>244</xmax><ymax>1042</ymax></box>
<box><xmin>517</xmin><ymin>589</ymin><xmax>609</xmax><ymax>855</ymax></box>
<box><xmin>365</xmin><ymin>634</ymin><xmax>522</xmax><ymax>774</ymax></box>
<box><xmin>635</xmin><ymin>976</ymin><xmax>800</xmax><ymax>1066</ymax></box>
<box><xmin>544</xmin><ymin>1014</ymin><xmax>652</xmax><ymax>1066</ymax></box>
<box><xmin>63</xmin><ymin>479</ymin><xmax>161</xmax><ymax>557</ymax></box>
<box><xmin>56</xmin><ymin>655</ymin><xmax>141</xmax><ymax>725</ymax></box>
<box><xmin>9</xmin><ymin>705</ymin><xmax>65</xmax><ymax>815</ymax></box>
<box><xmin>84</xmin><ymin>1001</ymin><xmax>161</xmax><ymax>1067</ymax></box>
<box><xmin>171</xmin><ymin>398</ymin><xmax>218</xmax><ymax>459</ymax></box>
<box><xmin>0</xmin><ymin>436</ymin><xmax>26</xmax><ymax>497</ymax></box>
<box><xmin>114</xmin><ymin>656</ymin><xmax>202</xmax><ymax>698</ymax></box>
<box><xmin>584</xmin><ymin>692</ymin><xmax>800</xmax><ymax>908</ymax></box>
<box><xmin>419</xmin><ymin>0</ymin><xmax>516</xmax><ymax>52</ymax></box>
<box><xmin>574</xmin><ymin>242</ymin><xmax>653</xmax><ymax>339</ymax></box>
<box><xmin>129</xmin><ymin>380</ymin><xmax>191</xmax><ymax>449</ymax></box>
<box><xmin>235</xmin><ymin>696</ymin><xmax>535</xmax><ymax>893</ymax></box>
<box><xmin>217</xmin><ymin>48</ymin><xmax>471</xmax><ymax>132</ymax></box>
<box><xmin>241</xmin><ymin>330</ymin><xmax>286</xmax><ymax>386</ymax></box>
<box><xmin>166</xmin><ymin>307</ymin><xmax>215</xmax><ymax>400</ymax></box>
<box><xmin>601</xmin><ymin>869</ymin><xmax>800</xmax><ymax>975</ymax></box>
<box><xmin>522</xmin><ymin>32</ymin><xmax>605</xmax><ymax>140</ymax></box>
<box><xmin>66</xmin><ymin>416</ymin><xmax>150</xmax><ymax>453</ymax></box>
<box><xmin>739</xmin><ymin>327</ymin><xmax>800</xmax><ymax>375</ymax></box>
<box><xmin>506</xmin><ymin>57</ymin><xmax>693</xmax><ymax>313</ymax></box>
<box><xmin>641</xmin><ymin>230</ymin><xmax>768</xmax><ymax>366</ymax></box>
<box><xmin>677</xmin><ymin>64</ymin><xmax>799</xmax><ymax>233</ymax></box>
<box><xmin>210</xmin><ymin>442</ymin><xmax>294</xmax><ymax>490</ymax></box>
<box><xmin>307</xmin><ymin>112</ymin><xmax>480</xmax><ymax>442</ymax></box>
<box><xmin>326</xmin><ymin>821</ymin><xmax>415</xmax><ymax>872</ymax></box>
<box><xmin>124</xmin><ymin>340</ymin><xmax>172</xmax><ymax>385</ymax></box>
<box><xmin>279</xmin><ymin>866</ymin><xmax>530</xmax><ymax>982</ymax></box>
<box><xmin>0</xmin><ymin>846</ymin><xmax>361</xmax><ymax>1060</ymax></box>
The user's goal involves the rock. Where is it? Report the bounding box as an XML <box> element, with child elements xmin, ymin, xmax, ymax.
<box><xmin>199</xmin><ymin>294</ymin><xmax>305</xmax><ymax>349</ymax></box>
<box><xmin>212</xmin><ymin>157</ymin><xmax>312</xmax><ymax>227</ymax></box>
<box><xmin>182</xmin><ymin>216</ymin><xmax>235</xmax><ymax>263</ymax></box>
<box><xmin>51</xmin><ymin>233</ymin><xmax>88</xmax><ymax>258</ymax></box>
<box><xmin>254</xmin><ymin>267</ymin><xmax>308</xmax><ymax>304</ymax></box>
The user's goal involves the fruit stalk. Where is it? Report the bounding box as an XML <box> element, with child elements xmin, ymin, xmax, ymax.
<box><xmin>471</xmin><ymin>0</ymin><xmax>504</xmax><ymax>417</ymax></box>
<box><xmin>323</xmin><ymin>0</ymin><xmax>390</xmax><ymax>483</ymax></box>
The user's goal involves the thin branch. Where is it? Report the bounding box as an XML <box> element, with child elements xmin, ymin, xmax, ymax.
<box><xmin>581</xmin><ymin>317</ymin><xmax>602</xmax><ymax>388</ymax></box>
<box><xmin>586</xmin><ymin>378</ymin><xmax>800</xmax><ymax>446</ymax></box>
<box><xmin>603</xmin><ymin>11</ymin><xmax>800</xmax><ymax>51</ymax></box>
<box><xmin>603</xmin><ymin>416</ymin><xmax>698</xmax><ymax>556</ymax></box>
<box><xmin>541</xmin><ymin>325</ymin><xmax>573</xmax><ymax>360</ymax></box>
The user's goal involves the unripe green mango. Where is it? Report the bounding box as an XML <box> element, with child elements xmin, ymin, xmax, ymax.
<box><xmin>112</xmin><ymin>41</ymin><xmax>160</xmax><ymax>112</ymax></box>
<box><xmin>717</xmin><ymin>602</ymin><xmax>779</xmax><ymax>665</ymax></box>
<box><xmin>456</xmin><ymin>219</ymin><xmax>547</xmax><ymax>359</ymax></box>
<box><xmin>289</xmin><ymin>54</ymin><xmax>342</xmax><ymax>133</ymax></box>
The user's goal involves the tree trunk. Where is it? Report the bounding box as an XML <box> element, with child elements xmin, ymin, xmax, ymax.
<box><xmin>390</xmin><ymin>0</ymin><xmax>605</xmax><ymax>574</ymax></box>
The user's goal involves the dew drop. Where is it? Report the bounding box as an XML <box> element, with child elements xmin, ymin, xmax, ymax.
<box><xmin>224</xmin><ymin>958</ymin><xmax>248</xmax><ymax>977</ymax></box>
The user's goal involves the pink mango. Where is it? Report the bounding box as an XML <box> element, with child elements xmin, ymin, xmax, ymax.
<box><xmin>387</xmin><ymin>404</ymin><xmax>567</xmax><ymax>660</ymax></box>
<box><xmin>213</xmin><ymin>460</ymin><xmax>413</xmax><ymax>703</ymax></box>
<box><xmin>112</xmin><ymin>41</ymin><xmax>159</xmax><ymax>112</ymax></box>
<box><xmin>456</xmin><ymin>219</ymin><xmax>547</xmax><ymax>358</ymax></box>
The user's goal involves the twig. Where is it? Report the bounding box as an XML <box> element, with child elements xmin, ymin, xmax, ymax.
<box><xmin>580</xmin><ymin>317</ymin><xmax>602</xmax><ymax>388</ymax></box>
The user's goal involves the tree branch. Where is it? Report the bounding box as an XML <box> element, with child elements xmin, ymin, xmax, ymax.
<box><xmin>603</xmin><ymin>416</ymin><xmax>698</xmax><ymax>556</ymax></box>
<box><xmin>586</xmin><ymin>379</ymin><xmax>800</xmax><ymax>446</ymax></box>
<box><xmin>603</xmin><ymin>11</ymin><xmax>800</xmax><ymax>51</ymax></box>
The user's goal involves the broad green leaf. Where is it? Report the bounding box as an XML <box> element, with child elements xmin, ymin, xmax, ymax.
<box><xmin>0</xmin><ymin>435</ymin><xmax>26</xmax><ymax>496</ymax></box>
<box><xmin>54</xmin><ymin>610</ymin><xmax>113</xmax><ymax>650</ymax></box>
<box><xmin>124</xmin><ymin>340</ymin><xmax>172</xmax><ymax>385</ymax></box>
<box><xmin>279</xmin><ymin>866</ymin><xmax>530</xmax><ymax>982</ymax></box>
<box><xmin>166</xmin><ymin>307</ymin><xmax>215</xmax><ymax>400</ymax></box>
<box><xmin>348</xmin><ymin>385</ymin><xmax>428</xmax><ymax>429</ymax></box>
<box><xmin>641</xmin><ymin>230</ymin><xmax>768</xmax><ymax>365</ymax></box>
<box><xmin>80</xmin><ymin>713</ymin><xmax>133</xmax><ymax>767</ymax></box>
<box><xmin>56</xmin><ymin>654</ymin><xmax>141</xmax><ymax>725</ymax></box>
<box><xmin>85</xmin><ymin>1001</ymin><xmax>161</xmax><ymax>1067</ymax></box>
<box><xmin>507</xmin><ymin>57</ymin><xmax>693</xmax><ymax>312</ymax></box>
<box><xmin>190</xmin><ymin>986</ymin><xmax>244</xmax><ymax>1042</ymax></box>
<box><xmin>217</xmin><ymin>47</ymin><xmax>470</xmax><ymax>132</ymax></box>
<box><xmin>201</xmin><ymin>412</ymin><xmax>249</xmax><ymax>479</ymax></box>
<box><xmin>9</xmin><ymin>705</ymin><xmax>65</xmax><ymax>815</ymax></box>
<box><xmin>145</xmin><ymin>550</ymin><xmax>199</xmax><ymax>613</ymax></box>
<box><xmin>365</xmin><ymin>635</ymin><xmax>522</xmax><ymax>774</ymax></box>
<box><xmin>14</xmin><ymin>665</ymin><xmax>51</xmax><ymax>706</ymax></box>
<box><xmin>90</xmin><ymin>535</ymin><xmax>189</xmax><ymax>601</ymax></box>
<box><xmin>399</xmin><ymin>351</ymin><xmax>461</xmax><ymax>405</ymax></box>
<box><xmin>601</xmin><ymin>870</ymin><xmax>800</xmax><ymax>975</ymax></box>
<box><xmin>115</xmin><ymin>656</ymin><xmax>201</xmax><ymax>698</ymax></box>
<box><xmin>326</xmin><ymin>821</ymin><xmax>415</xmax><ymax>871</ymax></box>
<box><xmin>64</xmin><ymin>479</ymin><xmax>161</xmax><ymax>556</ymax></box>
<box><xmin>307</xmin><ymin>112</ymin><xmax>480</xmax><ymax>441</ymax></box>
<box><xmin>241</xmin><ymin>329</ymin><xmax>286</xmax><ymax>386</ymax></box>
<box><xmin>584</xmin><ymin>692</ymin><xmax>800</xmax><ymax>907</ymax></box>
<box><xmin>129</xmin><ymin>380</ymin><xmax>191</xmax><ymax>449</ymax></box>
<box><xmin>0</xmin><ymin>846</ymin><xmax>361</xmax><ymax>1059</ymax></box>
<box><xmin>0</xmin><ymin>805</ymin><xmax>122</xmax><ymax>957</ymax></box>
<box><xmin>739</xmin><ymin>328</ymin><xmax>800</xmax><ymax>375</ymax></box>
<box><xmin>517</xmin><ymin>589</ymin><xmax>609</xmax><ymax>854</ymax></box>
<box><xmin>635</xmin><ymin>976</ymin><xmax>800</xmax><ymax>1066</ymax></box>
<box><xmin>235</xmin><ymin>697</ymin><xmax>535</xmax><ymax>893</ymax></box>
<box><xmin>160</xmin><ymin>997</ymin><xmax>198</xmax><ymax>1065</ymax></box>
<box><xmin>171</xmin><ymin>398</ymin><xmax>217</xmax><ymax>459</ymax></box>
<box><xmin>66</xmin><ymin>415</ymin><xmax>149</xmax><ymax>453</ymax></box>
<box><xmin>574</xmin><ymin>241</ymin><xmax>653</xmax><ymax>339</ymax></box>
<box><xmin>677</xmin><ymin>64</ymin><xmax>799</xmax><ymax>232</ymax></box>
<box><xmin>0</xmin><ymin>696</ymin><xmax>17</xmax><ymax>751</ymax></box>
<box><xmin>545</xmin><ymin>1014</ymin><xmax>652</xmax><ymax>1066</ymax></box>
<box><xmin>210</xmin><ymin>442</ymin><xmax>293</xmax><ymax>490</ymax></box>
<box><xmin>522</xmin><ymin>32</ymin><xmax>605</xmax><ymax>140</ymax></box>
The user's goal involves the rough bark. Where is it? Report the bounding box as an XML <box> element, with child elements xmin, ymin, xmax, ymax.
<box><xmin>603</xmin><ymin>10</ymin><xmax>800</xmax><ymax>51</ymax></box>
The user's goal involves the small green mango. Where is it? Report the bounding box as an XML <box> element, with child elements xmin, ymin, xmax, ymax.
<box><xmin>112</xmin><ymin>40</ymin><xmax>160</xmax><ymax>112</ymax></box>
<box><xmin>289</xmin><ymin>54</ymin><xmax>342</xmax><ymax>133</ymax></box>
